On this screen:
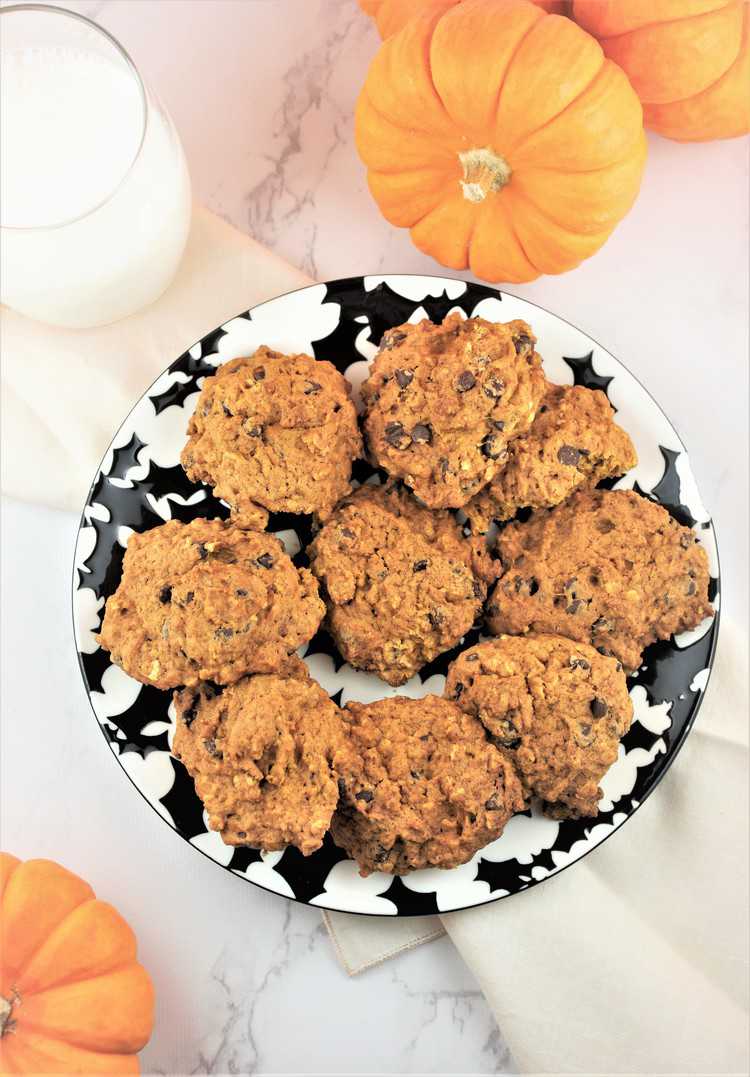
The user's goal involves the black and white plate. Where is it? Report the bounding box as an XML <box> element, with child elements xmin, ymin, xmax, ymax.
<box><xmin>73</xmin><ymin>275</ymin><xmax>720</xmax><ymax>916</ymax></box>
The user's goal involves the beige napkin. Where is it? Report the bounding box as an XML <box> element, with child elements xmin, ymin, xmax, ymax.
<box><xmin>0</xmin><ymin>206</ymin><xmax>311</xmax><ymax>512</ymax></box>
<box><xmin>4</xmin><ymin>206</ymin><xmax>747</xmax><ymax>1075</ymax></box>
<box><xmin>326</xmin><ymin>622</ymin><xmax>750</xmax><ymax>1075</ymax></box>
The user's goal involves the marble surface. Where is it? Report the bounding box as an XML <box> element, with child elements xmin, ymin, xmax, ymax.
<box><xmin>2</xmin><ymin>2</ymin><xmax>748</xmax><ymax>1075</ymax></box>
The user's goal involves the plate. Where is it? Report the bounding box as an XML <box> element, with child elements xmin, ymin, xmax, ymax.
<box><xmin>72</xmin><ymin>275</ymin><xmax>720</xmax><ymax>916</ymax></box>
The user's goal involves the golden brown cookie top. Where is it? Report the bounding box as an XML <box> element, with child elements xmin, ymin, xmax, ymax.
<box><xmin>466</xmin><ymin>383</ymin><xmax>638</xmax><ymax>531</ymax></box>
<box><xmin>181</xmin><ymin>346</ymin><xmax>362</xmax><ymax>527</ymax></box>
<box><xmin>445</xmin><ymin>634</ymin><xmax>633</xmax><ymax>819</ymax></box>
<box><xmin>487</xmin><ymin>489</ymin><xmax>713</xmax><ymax>672</ymax></box>
<box><xmin>307</xmin><ymin>483</ymin><xmax>496</xmax><ymax>686</ymax></box>
<box><xmin>97</xmin><ymin>517</ymin><xmax>324</xmax><ymax>689</ymax></box>
<box><xmin>172</xmin><ymin>664</ymin><xmax>347</xmax><ymax>856</ymax></box>
<box><xmin>331</xmin><ymin>694</ymin><xmax>526</xmax><ymax>875</ymax></box>
<box><xmin>361</xmin><ymin>314</ymin><xmax>545</xmax><ymax>509</ymax></box>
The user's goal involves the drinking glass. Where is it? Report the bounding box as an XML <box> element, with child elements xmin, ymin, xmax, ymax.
<box><xmin>0</xmin><ymin>3</ymin><xmax>192</xmax><ymax>328</ymax></box>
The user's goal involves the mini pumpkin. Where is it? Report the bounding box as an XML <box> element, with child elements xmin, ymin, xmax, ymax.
<box><xmin>359</xmin><ymin>0</ymin><xmax>568</xmax><ymax>39</ymax></box>
<box><xmin>0</xmin><ymin>854</ymin><xmax>154</xmax><ymax>1074</ymax></box>
<box><xmin>356</xmin><ymin>0</ymin><xmax>647</xmax><ymax>283</ymax></box>
<box><xmin>572</xmin><ymin>0</ymin><xmax>750</xmax><ymax>142</ymax></box>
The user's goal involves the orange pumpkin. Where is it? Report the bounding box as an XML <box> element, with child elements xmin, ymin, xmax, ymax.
<box><xmin>356</xmin><ymin>0</ymin><xmax>647</xmax><ymax>283</ymax></box>
<box><xmin>359</xmin><ymin>0</ymin><xmax>568</xmax><ymax>39</ymax></box>
<box><xmin>0</xmin><ymin>854</ymin><xmax>154</xmax><ymax>1074</ymax></box>
<box><xmin>572</xmin><ymin>0</ymin><xmax>750</xmax><ymax>141</ymax></box>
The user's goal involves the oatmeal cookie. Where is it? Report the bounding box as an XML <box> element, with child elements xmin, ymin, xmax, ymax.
<box><xmin>181</xmin><ymin>347</ymin><xmax>362</xmax><ymax>527</ymax></box>
<box><xmin>172</xmin><ymin>663</ymin><xmax>347</xmax><ymax>855</ymax></box>
<box><xmin>465</xmin><ymin>383</ymin><xmax>637</xmax><ymax>530</ymax></box>
<box><xmin>307</xmin><ymin>482</ymin><xmax>496</xmax><ymax>686</ymax></box>
<box><xmin>486</xmin><ymin>489</ymin><xmax>713</xmax><ymax>671</ymax></box>
<box><xmin>445</xmin><ymin>634</ymin><xmax>633</xmax><ymax>819</ymax></box>
<box><xmin>331</xmin><ymin>695</ymin><xmax>525</xmax><ymax>875</ymax></box>
<box><xmin>98</xmin><ymin>518</ymin><xmax>324</xmax><ymax>689</ymax></box>
<box><xmin>361</xmin><ymin>314</ymin><xmax>545</xmax><ymax>508</ymax></box>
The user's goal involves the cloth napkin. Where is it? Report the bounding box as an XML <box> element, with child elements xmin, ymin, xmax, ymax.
<box><xmin>326</xmin><ymin>621</ymin><xmax>750</xmax><ymax>1075</ymax></box>
<box><xmin>4</xmin><ymin>206</ymin><xmax>747</xmax><ymax>1075</ymax></box>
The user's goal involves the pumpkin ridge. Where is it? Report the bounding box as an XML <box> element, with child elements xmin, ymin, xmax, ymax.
<box><xmin>594</xmin><ymin>0</ymin><xmax>738</xmax><ymax>43</ymax></box>
<box><xmin>502</xmin><ymin>196</ymin><xmax>538</xmax><ymax>274</ymax></box>
<box><xmin>640</xmin><ymin>32</ymin><xmax>745</xmax><ymax>105</ymax></box>
<box><xmin>488</xmin><ymin>10</ymin><xmax>548</xmax><ymax>143</ymax></box>
<box><xmin>505</xmin><ymin>184</ymin><xmax>613</xmax><ymax>244</ymax></box>
<box><xmin>357</xmin><ymin>91</ymin><xmax>460</xmax><ymax>171</ymax></box>
<box><xmin>508</xmin><ymin>54</ymin><xmax>615</xmax><ymax>160</ymax></box>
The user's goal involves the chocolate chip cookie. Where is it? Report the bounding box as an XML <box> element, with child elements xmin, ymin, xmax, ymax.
<box><xmin>486</xmin><ymin>489</ymin><xmax>713</xmax><ymax>671</ymax></box>
<box><xmin>361</xmin><ymin>314</ymin><xmax>545</xmax><ymax>509</ymax></box>
<box><xmin>172</xmin><ymin>662</ymin><xmax>347</xmax><ymax>855</ymax></box>
<box><xmin>465</xmin><ymin>383</ymin><xmax>638</xmax><ymax>531</ymax></box>
<box><xmin>98</xmin><ymin>518</ymin><xmax>324</xmax><ymax>689</ymax></box>
<box><xmin>181</xmin><ymin>347</ymin><xmax>362</xmax><ymax>527</ymax></box>
<box><xmin>445</xmin><ymin>634</ymin><xmax>633</xmax><ymax>819</ymax></box>
<box><xmin>331</xmin><ymin>695</ymin><xmax>525</xmax><ymax>875</ymax></box>
<box><xmin>307</xmin><ymin>482</ymin><xmax>496</xmax><ymax>686</ymax></box>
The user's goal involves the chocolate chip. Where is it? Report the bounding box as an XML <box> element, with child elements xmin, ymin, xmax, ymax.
<box><xmin>235</xmin><ymin>588</ymin><xmax>248</xmax><ymax>597</ymax></box>
<box><xmin>592</xmin><ymin>616</ymin><xmax>614</xmax><ymax>632</ymax></box>
<box><xmin>578</xmin><ymin>723</ymin><xmax>592</xmax><ymax>739</ymax></box>
<box><xmin>159</xmin><ymin>586</ymin><xmax>172</xmax><ymax>604</ymax></box>
<box><xmin>237</xmin><ymin>831</ymin><xmax>247</xmax><ymax>839</ymax></box>
<box><xmin>341</xmin><ymin>527</ymin><xmax>355</xmax><ymax>540</ymax></box>
<box><xmin>428</xmin><ymin>610</ymin><xmax>444</xmax><ymax>628</ymax></box>
<box><xmin>198</xmin><ymin>544</ymin><xmax>210</xmax><ymax>559</ymax></box>
<box><xmin>215</xmin><ymin>627</ymin><xmax>234</xmax><ymax>639</ymax></box>
<box><xmin>253</xmin><ymin>367</ymin><xmax>265</xmax><ymax>380</ymax></box>
<box><xmin>597</xmin><ymin>518</ymin><xmax>616</xmax><ymax>534</ymax></box>
<box><xmin>468</xmin><ymin>812</ymin><xmax>477</xmax><ymax>824</ymax></box>
<box><xmin>395</xmin><ymin>368</ymin><xmax>414</xmax><ymax>388</ymax></box>
<box><xmin>686</xmin><ymin>580</ymin><xmax>697</xmax><ymax>596</ymax></box>
<box><xmin>221</xmin><ymin>403</ymin><xmax>233</xmax><ymax>417</ymax></box>
<box><xmin>483</xmin><ymin>377</ymin><xmax>505</xmax><ymax>400</ymax></box>
<box><xmin>185</xmin><ymin>591</ymin><xmax>194</xmax><ymax>604</ymax></box>
<box><xmin>385</xmin><ymin>421</ymin><xmax>411</xmax><ymax>449</ymax></box>
<box><xmin>514</xmin><ymin>333</ymin><xmax>533</xmax><ymax>356</ymax></box>
<box><xmin>304</xmin><ymin>381</ymin><xmax>322</xmax><ymax>395</ymax></box>
<box><xmin>567</xmin><ymin>599</ymin><xmax>584</xmax><ymax>614</ymax></box>
<box><xmin>413</xmin><ymin>559</ymin><xmax>428</xmax><ymax>572</ymax></box>
<box><xmin>420</xmin><ymin>734</ymin><xmax>430</xmax><ymax>741</ymax></box>
<box><xmin>680</xmin><ymin>532</ymin><xmax>695</xmax><ymax>549</ymax></box>
<box><xmin>453</xmin><ymin>681</ymin><xmax>464</xmax><ymax>698</ymax></box>
<box><xmin>204</xmin><ymin>737</ymin><xmax>221</xmax><ymax>758</ymax></box>
<box><xmin>411</xmin><ymin>423</ymin><xmax>433</xmax><ymax>444</ymax></box>
<box><xmin>570</xmin><ymin>656</ymin><xmax>590</xmax><ymax>671</ymax></box>
<box><xmin>485</xmin><ymin>797</ymin><xmax>501</xmax><ymax>810</ymax></box>
<box><xmin>597</xmin><ymin>646</ymin><xmax>614</xmax><ymax>657</ymax></box>
<box><xmin>472</xmin><ymin>580</ymin><xmax>483</xmax><ymax>599</ymax></box>
<box><xmin>528</xmin><ymin>578</ymin><xmax>539</xmax><ymax>595</ymax></box>
<box><xmin>246</xmin><ymin>424</ymin><xmax>263</xmax><ymax>438</ymax></box>
<box><xmin>440</xmin><ymin>457</ymin><xmax>450</xmax><ymax>475</ymax></box>
<box><xmin>337</xmin><ymin>778</ymin><xmax>346</xmax><ymax>797</ymax></box>
<box><xmin>557</xmin><ymin>445</ymin><xmax>581</xmax><ymax>467</ymax></box>
<box><xmin>355</xmin><ymin>790</ymin><xmax>374</xmax><ymax>803</ymax></box>
<box><xmin>256</xmin><ymin>553</ymin><xmax>274</xmax><ymax>569</ymax></box>
<box><xmin>182</xmin><ymin>698</ymin><xmax>199</xmax><ymax>727</ymax></box>
<box><xmin>481</xmin><ymin>434</ymin><xmax>504</xmax><ymax>460</ymax></box>
<box><xmin>456</xmin><ymin>370</ymin><xmax>476</xmax><ymax>392</ymax></box>
<box><xmin>492</xmin><ymin>419</ymin><xmax>505</xmax><ymax>431</ymax></box>
<box><xmin>380</xmin><ymin>329</ymin><xmax>406</xmax><ymax>351</ymax></box>
<box><xmin>411</xmin><ymin>770</ymin><xmax>422</xmax><ymax>780</ymax></box>
<box><xmin>465</xmin><ymin>653</ymin><xmax>479</xmax><ymax>663</ymax></box>
<box><xmin>590</xmin><ymin>698</ymin><xmax>608</xmax><ymax>718</ymax></box>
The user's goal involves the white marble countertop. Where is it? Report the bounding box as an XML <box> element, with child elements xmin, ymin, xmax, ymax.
<box><xmin>1</xmin><ymin>2</ymin><xmax>748</xmax><ymax>1075</ymax></box>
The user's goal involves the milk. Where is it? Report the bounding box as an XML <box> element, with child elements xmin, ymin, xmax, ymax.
<box><xmin>1</xmin><ymin>43</ymin><xmax>191</xmax><ymax>327</ymax></box>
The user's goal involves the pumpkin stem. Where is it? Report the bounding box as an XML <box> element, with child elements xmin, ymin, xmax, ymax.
<box><xmin>459</xmin><ymin>147</ymin><xmax>511</xmax><ymax>203</ymax></box>
<box><xmin>0</xmin><ymin>989</ymin><xmax>20</xmax><ymax>1037</ymax></box>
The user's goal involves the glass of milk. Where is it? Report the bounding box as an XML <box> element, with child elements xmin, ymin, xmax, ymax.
<box><xmin>0</xmin><ymin>4</ymin><xmax>192</xmax><ymax>328</ymax></box>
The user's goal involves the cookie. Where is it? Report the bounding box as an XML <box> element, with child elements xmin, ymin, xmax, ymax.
<box><xmin>181</xmin><ymin>347</ymin><xmax>362</xmax><ymax>527</ymax></box>
<box><xmin>307</xmin><ymin>482</ymin><xmax>496</xmax><ymax>686</ymax></box>
<box><xmin>331</xmin><ymin>695</ymin><xmax>525</xmax><ymax>875</ymax></box>
<box><xmin>98</xmin><ymin>518</ymin><xmax>324</xmax><ymax>689</ymax></box>
<box><xmin>361</xmin><ymin>314</ymin><xmax>545</xmax><ymax>508</ymax></box>
<box><xmin>486</xmin><ymin>489</ymin><xmax>713</xmax><ymax>671</ymax></box>
<box><xmin>445</xmin><ymin>634</ymin><xmax>633</xmax><ymax>819</ymax></box>
<box><xmin>172</xmin><ymin>662</ymin><xmax>346</xmax><ymax>855</ymax></box>
<box><xmin>465</xmin><ymin>383</ymin><xmax>638</xmax><ymax>530</ymax></box>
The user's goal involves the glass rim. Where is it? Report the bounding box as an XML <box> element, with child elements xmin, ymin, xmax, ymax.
<box><xmin>0</xmin><ymin>2</ymin><xmax>149</xmax><ymax>232</ymax></box>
